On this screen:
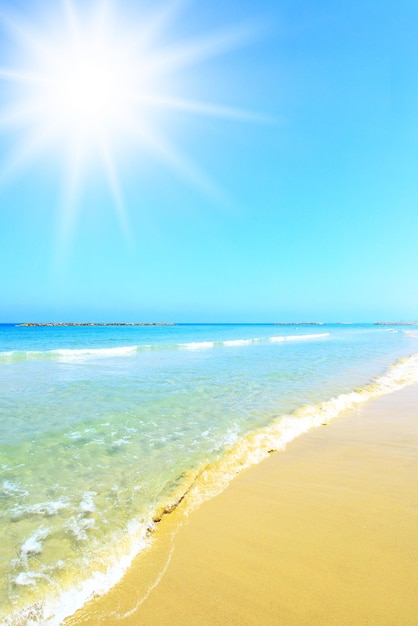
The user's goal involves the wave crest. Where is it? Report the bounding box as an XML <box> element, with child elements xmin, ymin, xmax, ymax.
<box><xmin>0</xmin><ymin>333</ymin><xmax>330</xmax><ymax>363</ymax></box>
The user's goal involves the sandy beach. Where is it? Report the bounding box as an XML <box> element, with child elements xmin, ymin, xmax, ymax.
<box><xmin>69</xmin><ymin>384</ymin><xmax>418</xmax><ymax>626</ymax></box>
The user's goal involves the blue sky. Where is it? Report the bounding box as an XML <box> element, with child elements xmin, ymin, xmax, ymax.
<box><xmin>0</xmin><ymin>0</ymin><xmax>417</xmax><ymax>322</ymax></box>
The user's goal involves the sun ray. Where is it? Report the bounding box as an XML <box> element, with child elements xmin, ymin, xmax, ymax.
<box><xmin>98</xmin><ymin>133</ymin><xmax>134</xmax><ymax>250</ymax></box>
<box><xmin>144</xmin><ymin>21</ymin><xmax>261</xmax><ymax>75</ymax></box>
<box><xmin>122</xmin><ymin>0</ymin><xmax>189</xmax><ymax>56</ymax></box>
<box><xmin>0</xmin><ymin>101</ymin><xmax>49</xmax><ymax>130</ymax></box>
<box><xmin>54</xmin><ymin>135</ymin><xmax>87</xmax><ymax>265</ymax></box>
<box><xmin>128</xmin><ymin>120</ymin><xmax>226</xmax><ymax>203</ymax></box>
<box><xmin>0</xmin><ymin>11</ymin><xmax>58</xmax><ymax>68</ymax></box>
<box><xmin>0</xmin><ymin>0</ymin><xmax>266</xmax><ymax>256</ymax></box>
<box><xmin>60</xmin><ymin>0</ymin><xmax>82</xmax><ymax>47</ymax></box>
<box><xmin>0</xmin><ymin>119</ymin><xmax>61</xmax><ymax>185</ymax></box>
<box><xmin>0</xmin><ymin>67</ymin><xmax>45</xmax><ymax>84</ymax></box>
<box><xmin>136</xmin><ymin>94</ymin><xmax>272</xmax><ymax>123</ymax></box>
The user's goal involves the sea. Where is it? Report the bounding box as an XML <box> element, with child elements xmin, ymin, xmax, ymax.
<box><xmin>1</xmin><ymin>322</ymin><xmax>418</xmax><ymax>625</ymax></box>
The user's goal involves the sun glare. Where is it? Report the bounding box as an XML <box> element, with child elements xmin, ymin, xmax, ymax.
<box><xmin>5</xmin><ymin>2</ymin><xmax>158</xmax><ymax>154</ymax></box>
<box><xmin>0</xmin><ymin>0</ymin><xmax>263</xmax><ymax>247</ymax></box>
<box><xmin>41</xmin><ymin>43</ymin><xmax>134</xmax><ymax>136</ymax></box>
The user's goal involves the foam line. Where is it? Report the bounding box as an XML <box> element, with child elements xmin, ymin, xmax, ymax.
<box><xmin>180</xmin><ymin>353</ymin><xmax>418</xmax><ymax>514</ymax></box>
<box><xmin>269</xmin><ymin>333</ymin><xmax>330</xmax><ymax>342</ymax></box>
<box><xmin>0</xmin><ymin>334</ymin><xmax>331</xmax><ymax>363</ymax></box>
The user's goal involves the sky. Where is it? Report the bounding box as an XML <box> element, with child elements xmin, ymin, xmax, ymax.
<box><xmin>0</xmin><ymin>0</ymin><xmax>417</xmax><ymax>323</ymax></box>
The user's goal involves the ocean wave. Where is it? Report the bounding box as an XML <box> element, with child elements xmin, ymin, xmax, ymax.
<box><xmin>53</xmin><ymin>346</ymin><xmax>138</xmax><ymax>358</ymax></box>
<box><xmin>180</xmin><ymin>341</ymin><xmax>215</xmax><ymax>350</ymax></box>
<box><xmin>222</xmin><ymin>339</ymin><xmax>256</xmax><ymax>346</ymax></box>
<box><xmin>269</xmin><ymin>333</ymin><xmax>330</xmax><ymax>342</ymax></box>
<box><xmin>0</xmin><ymin>346</ymin><xmax>139</xmax><ymax>362</ymax></box>
<box><xmin>404</xmin><ymin>330</ymin><xmax>418</xmax><ymax>338</ymax></box>
<box><xmin>0</xmin><ymin>333</ymin><xmax>331</xmax><ymax>363</ymax></box>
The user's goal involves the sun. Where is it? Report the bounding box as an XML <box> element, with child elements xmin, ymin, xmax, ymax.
<box><xmin>15</xmin><ymin>2</ymin><xmax>161</xmax><ymax>148</ymax></box>
<box><xmin>39</xmin><ymin>36</ymin><xmax>135</xmax><ymax>137</ymax></box>
<box><xmin>0</xmin><ymin>0</ymin><xmax>263</xmax><ymax>246</ymax></box>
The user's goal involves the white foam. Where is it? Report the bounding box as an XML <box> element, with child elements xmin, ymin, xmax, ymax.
<box><xmin>0</xmin><ymin>350</ymin><xmax>17</xmax><ymax>360</ymax></box>
<box><xmin>179</xmin><ymin>335</ymin><xmax>330</xmax><ymax>349</ymax></box>
<box><xmin>0</xmin><ymin>334</ymin><xmax>332</xmax><ymax>364</ymax></box>
<box><xmin>180</xmin><ymin>341</ymin><xmax>215</xmax><ymax>350</ymax></box>
<box><xmin>11</xmin><ymin>498</ymin><xmax>69</xmax><ymax>520</ymax></box>
<box><xmin>79</xmin><ymin>492</ymin><xmax>97</xmax><ymax>514</ymax></box>
<box><xmin>223</xmin><ymin>339</ymin><xmax>254</xmax><ymax>346</ymax></box>
<box><xmin>113</xmin><ymin>437</ymin><xmax>131</xmax><ymax>446</ymax></box>
<box><xmin>54</xmin><ymin>346</ymin><xmax>138</xmax><ymax>360</ymax></box>
<box><xmin>14</xmin><ymin>572</ymin><xmax>40</xmax><ymax>587</ymax></box>
<box><xmin>0</xmin><ymin>345</ymin><xmax>139</xmax><ymax>363</ymax></box>
<box><xmin>270</xmin><ymin>333</ymin><xmax>330</xmax><ymax>343</ymax></box>
<box><xmin>20</xmin><ymin>528</ymin><xmax>49</xmax><ymax>562</ymax></box>
<box><xmin>2</xmin><ymin>480</ymin><xmax>29</xmax><ymax>498</ymax></box>
<box><xmin>65</xmin><ymin>515</ymin><xmax>96</xmax><ymax>541</ymax></box>
<box><xmin>211</xmin><ymin>425</ymin><xmax>240</xmax><ymax>450</ymax></box>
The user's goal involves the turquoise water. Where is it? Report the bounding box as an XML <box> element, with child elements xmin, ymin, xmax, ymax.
<box><xmin>1</xmin><ymin>323</ymin><xmax>417</xmax><ymax>624</ymax></box>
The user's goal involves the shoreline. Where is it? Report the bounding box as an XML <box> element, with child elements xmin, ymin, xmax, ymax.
<box><xmin>68</xmin><ymin>383</ymin><xmax>418</xmax><ymax>625</ymax></box>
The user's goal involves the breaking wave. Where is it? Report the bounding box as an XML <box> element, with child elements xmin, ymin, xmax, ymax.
<box><xmin>0</xmin><ymin>333</ymin><xmax>330</xmax><ymax>362</ymax></box>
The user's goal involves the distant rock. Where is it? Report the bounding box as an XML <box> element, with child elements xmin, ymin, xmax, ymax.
<box><xmin>19</xmin><ymin>322</ymin><xmax>176</xmax><ymax>327</ymax></box>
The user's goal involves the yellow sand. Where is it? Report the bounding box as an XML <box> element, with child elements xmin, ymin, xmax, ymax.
<box><xmin>67</xmin><ymin>385</ymin><xmax>418</xmax><ymax>625</ymax></box>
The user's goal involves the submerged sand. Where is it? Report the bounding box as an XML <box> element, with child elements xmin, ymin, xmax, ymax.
<box><xmin>68</xmin><ymin>385</ymin><xmax>418</xmax><ymax>625</ymax></box>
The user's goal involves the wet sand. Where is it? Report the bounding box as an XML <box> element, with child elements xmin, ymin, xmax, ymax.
<box><xmin>69</xmin><ymin>385</ymin><xmax>418</xmax><ymax>625</ymax></box>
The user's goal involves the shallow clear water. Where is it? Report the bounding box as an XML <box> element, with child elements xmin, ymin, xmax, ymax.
<box><xmin>1</xmin><ymin>323</ymin><xmax>417</xmax><ymax>624</ymax></box>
